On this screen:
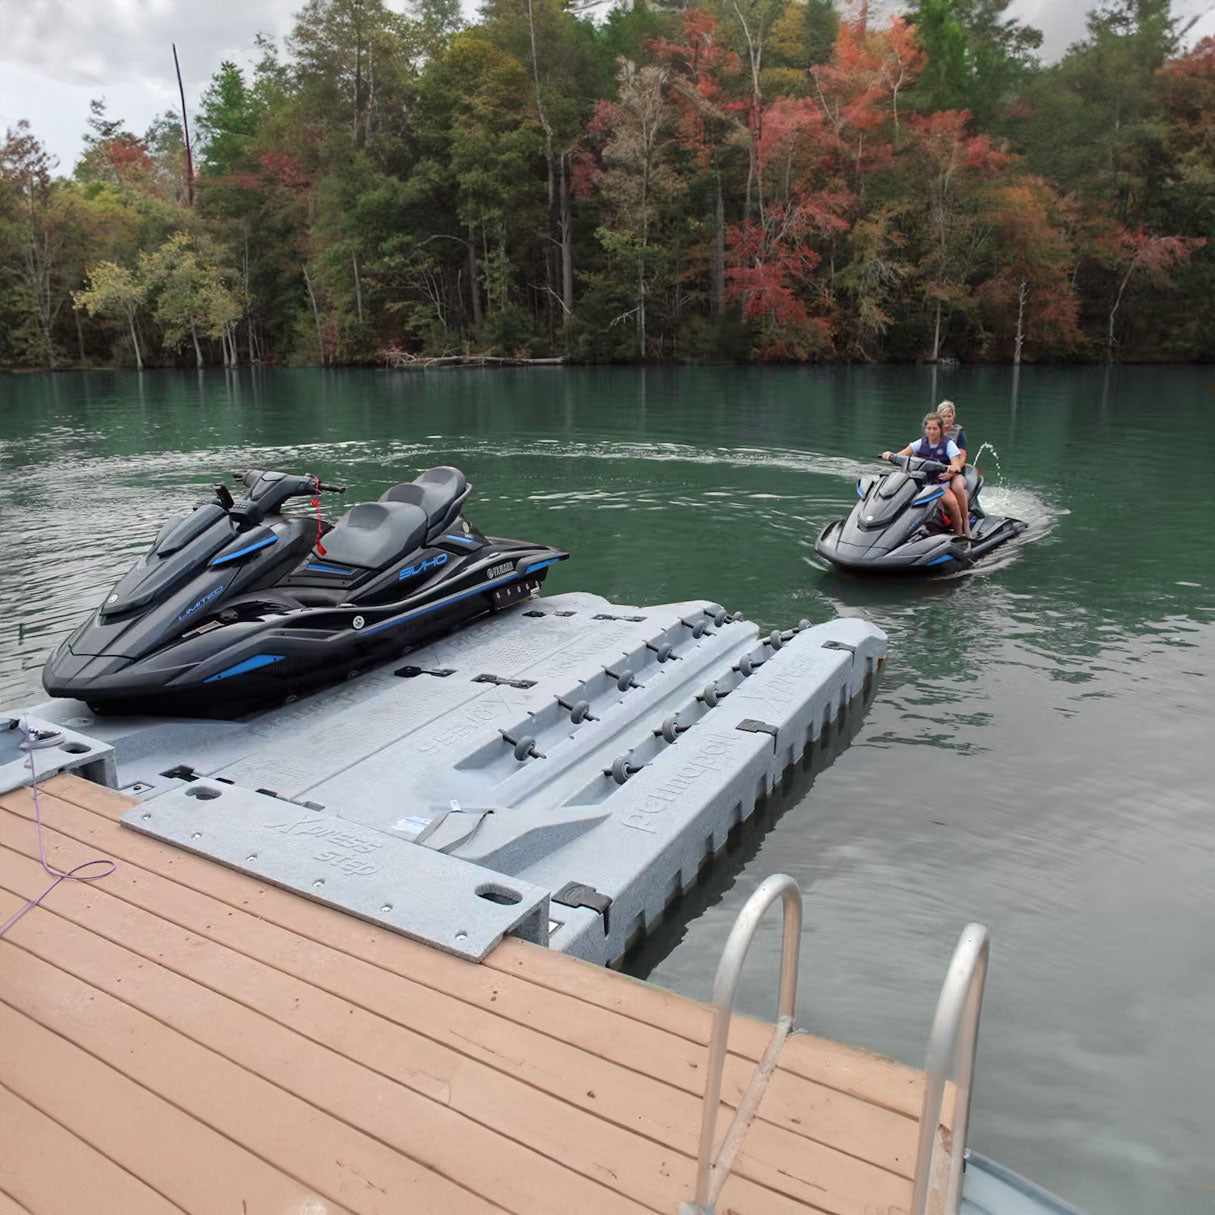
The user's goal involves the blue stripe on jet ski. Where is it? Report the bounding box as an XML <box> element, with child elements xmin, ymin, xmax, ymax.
<box><xmin>913</xmin><ymin>489</ymin><xmax>945</xmax><ymax>506</ymax></box>
<box><xmin>306</xmin><ymin>562</ymin><xmax>354</xmax><ymax>574</ymax></box>
<box><xmin>856</xmin><ymin>480</ymin><xmax>865</xmax><ymax>497</ymax></box>
<box><xmin>203</xmin><ymin>653</ymin><xmax>285</xmax><ymax>682</ymax></box>
<box><xmin>209</xmin><ymin>534</ymin><xmax>278</xmax><ymax>566</ymax></box>
<box><xmin>927</xmin><ymin>554</ymin><xmax>954</xmax><ymax>565</ymax></box>
<box><xmin>362</xmin><ymin>572</ymin><xmax>520</xmax><ymax>637</ymax></box>
<box><xmin>524</xmin><ymin>558</ymin><xmax>559</xmax><ymax>574</ymax></box>
<box><xmin>444</xmin><ymin>534</ymin><xmax>479</xmax><ymax>545</ymax></box>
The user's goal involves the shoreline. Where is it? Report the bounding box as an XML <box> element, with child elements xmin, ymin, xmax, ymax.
<box><xmin>5</xmin><ymin>356</ymin><xmax>1215</xmax><ymax>374</ymax></box>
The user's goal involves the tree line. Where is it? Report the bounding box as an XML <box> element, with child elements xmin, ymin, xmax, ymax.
<box><xmin>1</xmin><ymin>0</ymin><xmax>1211</xmax><ymax>370</ymax></box>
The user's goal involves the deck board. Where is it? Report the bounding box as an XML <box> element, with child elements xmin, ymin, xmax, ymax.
<box><xmin>0</xmin><ymin>776</ymin><xmax>953</xmax><ymax>1215</ymax></box>
<box><xmin>0</xmin><ymin>1084</ymin><xmax>177</xmax><ymax>1215</ymax></box>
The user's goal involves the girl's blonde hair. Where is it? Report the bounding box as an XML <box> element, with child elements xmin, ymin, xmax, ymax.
<box><xmin>937</xmin><ymin>399</ymin><xmax>956</xmax><ymax>417</ymax></box>
<box><xmin>923</xmin><ymin>410</ymin><xmax>944</xmax><ymax>430</ymax></box>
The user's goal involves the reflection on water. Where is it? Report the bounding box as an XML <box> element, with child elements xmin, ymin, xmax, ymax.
<box><xmin>1</xmin><ymin>366</ymin><xmax>1213</xmax><ymax>1214</ymax></box>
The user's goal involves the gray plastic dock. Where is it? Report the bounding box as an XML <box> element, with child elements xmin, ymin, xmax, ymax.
<box><xmin>3</xmin><ymin>592</ymin><xmax>885</xmax><ymax>966</ymax></box>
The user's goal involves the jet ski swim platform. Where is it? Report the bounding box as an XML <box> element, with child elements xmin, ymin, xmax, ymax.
<box><xmin>5</xmin><ymin>592</ymin><xmax>885</xmax><ymax>967</ymax></box>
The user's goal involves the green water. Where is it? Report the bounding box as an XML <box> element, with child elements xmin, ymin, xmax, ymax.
<box><xmin>2</xmin><ymin>366</ymin><xmax>1213</xmax><ymax>1213</ymax></box>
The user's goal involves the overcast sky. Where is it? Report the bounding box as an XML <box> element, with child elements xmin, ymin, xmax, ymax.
<box><xmin>2</xmin><ymin>0</ymin><xmax>1213</xmax><ymax>171</ymax></box>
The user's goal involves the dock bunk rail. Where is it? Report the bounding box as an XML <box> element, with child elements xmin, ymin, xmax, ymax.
<box><xmin>681</xmin><ymin>878</ymin><xmax>991</xmax><ymax>1215</ymax></box>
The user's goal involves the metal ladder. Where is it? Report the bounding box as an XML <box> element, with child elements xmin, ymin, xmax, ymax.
<box><xmin>680</xmin><ymin>874</ymin><xmax>990</xmax><ymax>1215</ymax></box>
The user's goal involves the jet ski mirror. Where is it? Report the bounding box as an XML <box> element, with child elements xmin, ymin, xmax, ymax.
<box><xmin>214</xmin><ymin>484</ymin><xmax>235</xmax><ymax>510</ymax></box>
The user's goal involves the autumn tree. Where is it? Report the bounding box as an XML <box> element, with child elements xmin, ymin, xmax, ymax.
<box><xmin>978</xmin><ymin>176</ymin><xmax>1080</xmax><ymax>362</ymax></box>
<box><xmin>653</xmin><ymin>9</ymin><xmax>747</xmax><ymax>318</ymax></box>
<box><xmin>593</xmin><ymin>61</ymin><xmax>684</xmax><ymax>358</ymax></box>
<box><xmin>724</xmin><ymin>95</ymin><xmax>850</xmax><ymax>359</ymax></box>
<box><xmin>901</xmin><ymin>109</ymin><xmax>1012</xmax><ymax>361</ymax></box>
<box><xmin>140</xmin><ymin>231</ymin><xmax>243</xmax><ymax>367</ymax></box>
<box><xmin>0</xmin><ymin>122</ymin><xmax>75</xmax><ymax>367</ymax></box>
<box><xmin>74</xmin><ymin>261</ymin><xmax>147</xmax><ymax>369</ymax></box>
<box><xmin>1101</xmin><ymin>226</ymin><xmax>1202</xmax><ymax>360</ymax></box>
<box><xmin>75</xmin><ymin>100</ymin><xmax>156</xmax><ymax>190</ymax></box>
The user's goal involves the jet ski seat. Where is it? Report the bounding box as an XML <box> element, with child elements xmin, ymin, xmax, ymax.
<box><xmin>317</xmin><ymin>501</ymin><xmax>428</xmax><ymax>570</ymax></box>
<box><xmin>381</xmin><ymin>466</ymin><xmax>471</xmax><ymax>536</ymax></box>
<box><xmin>962</xmin><ymin>465</ymin><xmax>980</xmax><ymax>497</ymax></box>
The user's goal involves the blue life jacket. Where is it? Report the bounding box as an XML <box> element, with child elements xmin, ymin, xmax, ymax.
<box><xmin>915</xmin><ymin>436</ymin><xmax>952</xmax><ymax>463</ymax></box>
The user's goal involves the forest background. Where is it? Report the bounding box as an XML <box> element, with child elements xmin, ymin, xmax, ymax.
<box><xmin>1</xmin><ymin>0</ymin><xmax>1212</xmax><ymax>370</ymax></box>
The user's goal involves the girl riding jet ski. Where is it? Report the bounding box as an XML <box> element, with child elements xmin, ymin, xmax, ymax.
<box><xmin>814</xmin><ymin>415</ymin><xmax>1026</xmax><ymax>576</ymax></box>
<box><xmin>882</xmin><ymin>411</ymin><xmax>969</xmax><ymax>537</ymax></box>
<box><xmin>42</xmin><ymin>466</ymin><xmax>567</xmax><ymax>715</ymax></box>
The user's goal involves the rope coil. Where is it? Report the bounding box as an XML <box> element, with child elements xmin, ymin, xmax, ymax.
<box><xmin>0</xmin><ymin>720</ymin><xmax>117</xmax><ymax>940</ymax></box>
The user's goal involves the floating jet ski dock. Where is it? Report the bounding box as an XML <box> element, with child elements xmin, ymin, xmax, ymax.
<box><xmin>4</xmin><ymin>592</ymin><xmax>884</xmax><ymax>967</ymax></box>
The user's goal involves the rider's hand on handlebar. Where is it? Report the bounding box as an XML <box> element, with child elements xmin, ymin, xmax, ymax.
<box><xmin>881</xmin><ymin>451</ymin><xmax>892</xmax><ymax>462</ymax></box>
<box><xmin>939</xmin><ymin>471</ymin><xmax>953</xmax><ymax>482</ymax></box>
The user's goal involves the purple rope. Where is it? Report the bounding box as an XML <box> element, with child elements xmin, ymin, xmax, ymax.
<box><xmin>0</xmin><ymin>720</ymin><xmax>116</xmax><ymax>939</ymax></box>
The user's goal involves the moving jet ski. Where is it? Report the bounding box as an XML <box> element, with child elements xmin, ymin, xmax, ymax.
<box><xmin>43</xmin><ymin>465</ymin><xmax>567</xmax><ymax>715</ymax></box>
<box><xmin>814</xmin><ymin>454</ymin><xmax>1025</xmax><ymax>575</ymax></box>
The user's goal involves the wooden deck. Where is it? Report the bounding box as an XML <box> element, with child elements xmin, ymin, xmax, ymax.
<box><xmin>0</xmin><ymin>774</ymin><xmax>953</xmax><ymax>1215</ymax></box>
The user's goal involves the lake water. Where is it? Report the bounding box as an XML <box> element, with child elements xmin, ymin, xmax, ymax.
<box><xmin>1</xmin><ymin>365</ymin><xmax>1212</xmax><ymax>1213</ymax></box>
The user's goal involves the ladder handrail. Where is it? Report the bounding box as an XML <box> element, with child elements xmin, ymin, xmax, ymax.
<box><xmin>681</xmin><ymin>873</ymin><xmax>802</xmax><ymax>1215</ymax></box>
<box><xmin>910</xmin><ymin>922</ymin><xmax>991</xmax><ymax>1215</ymax></box>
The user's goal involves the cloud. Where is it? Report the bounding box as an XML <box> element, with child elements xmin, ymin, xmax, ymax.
<box><xmin>0</xmin><ymin>0</ymin><xmax>299</xmax><ymax>89</ymax></box>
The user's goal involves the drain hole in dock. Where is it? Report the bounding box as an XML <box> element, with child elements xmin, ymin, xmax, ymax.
<box><xmin>476</xmin><ymin>882</ymin><xmax>523</xmax><ymax>906</ymax></box>
<box><xmin>185</xmin><ymin>786</ymin><xmax>222</xmax><ymax>800</ymax></box>
<box><xmin>61</xmin><ymin>741</ymin><xmax>91</xmax><ymax>754</ymax></box>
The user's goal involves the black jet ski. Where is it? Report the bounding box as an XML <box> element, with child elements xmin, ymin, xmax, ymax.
<box><xmin>43</xmin><ymin>465</ymin><xmax>567</xmax><ymax>714</ymax></box>
<box><xmin>814</xmin><ymin>454</ymin><xmax>1025</xmax><ymax>575</ymax></box>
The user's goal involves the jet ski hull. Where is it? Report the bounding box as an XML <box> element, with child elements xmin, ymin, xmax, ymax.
<box><xmin>814</xmin><ymin>460</ymin><xmax>1026</xmax><ymax>576</ymax></box>
<box><xmin>41</xmin><ymin>466</ymin><xmax>568</xmax><ymax>716</ymax></box>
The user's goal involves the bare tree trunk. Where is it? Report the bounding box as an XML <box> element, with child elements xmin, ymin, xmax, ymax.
<box><xmin>732</xmin><ymin>0</ymin><xmax>765</xmax><ymax>225</ymax></box>
<box><xmin>526</xmin><ymin>0</ymin><xmax>560</xmax><ymax>320</ymax></box>
<box><xmin>638</xmin><ymin>259</ymin><xmax>646</xmax><ymax>360</ymax></box>
<box><xmin>559</xmin><ymin>152</ymin><xmax>573</xmax><ymax>325</ymax></box>
<box><xmin>242</xmin><ymin>226</ymin><xmax>252</xmax><ymax>363</ymax></box>
<box><xmin>931</xmin><ymin>298</ymin><xmax>943</xmax><ymax>363</ymax></box>
<box><xmin>713</xmin><ymin>171</ymin><xmax>725</xmax><ymax>315</ymax></box>
<box><xmin>126</xmin><ymin>306</ymin><xmax>143</xmax><ymax>371</ymax></box>
<box><xmin>74</xmin><ymin>307</ymin><xmax>86</xmax><ymax>364</ymax></box>
<box><xmin>190</xmin><ymin>319</ymin><xmax>204</xmax><ymax>369</ymax></box>
<box><xmin>353</xmin><ymin>1</ymin><xmax>365</xmax><ymax>149</ymax></box>
<box><xmin>173</xmin><ymin>44</ymin><xmax>195</xmax><ymax>206</ymax></box>
<box><xmin>366</xmin><ymin>37</ymin><xmax>375</xmax><ymax>145</ymax></box>
<box><xmin>302</xmin><ymin>264</ymin><xmax>325</xmax><ymax>365</ymax></box>
<box><xmin>352</xmin><ymin>250</ymin><xmax>364</xmax><ymax>323</ymax></box>
<box><xmin>467</xmin><ymin>228</ymin><xmax>483</xmax><ymax>328</ymax></box>
<box><xmin>1013</xmin><ymin>278</ymin><xmax>1027</xmax><ymax>366</ymax></box>
<box><xmin>1107</xmin><ymin>257</ymin><xmax>1141</xmax><ymax>363</ymax></box>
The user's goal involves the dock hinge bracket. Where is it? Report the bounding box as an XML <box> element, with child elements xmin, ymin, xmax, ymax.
<box><xmin>735</xmin><ymin>719</ymin><xmax>779</xmax><ymax>753</ymax></box>
<box><xmin>552</xmin><ymin>881</ymin><xmax>612</xmax><ymax>937</ymax></box>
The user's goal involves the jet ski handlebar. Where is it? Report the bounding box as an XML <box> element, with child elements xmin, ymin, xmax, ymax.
<box><xmin>231</xmin><ymin>469</ymin><xmax>346</xmax><ymax>496</ymax></box>
<box><xmin>885</xmin><ymin>454</ymin><xmax>949</xmax><ymax>476</ymax></box>
<box><xmin>223</xmin><ymin>470</ymin><xmax>347</xmax><ymax>528</ymax></box>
